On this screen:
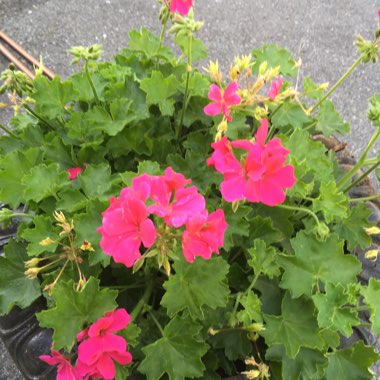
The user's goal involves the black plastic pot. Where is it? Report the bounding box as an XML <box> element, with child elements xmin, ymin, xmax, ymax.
<box><xmin>1</xmin><ymin>136</ymin><xmax>380</xmax><ymax>379</ymax></box>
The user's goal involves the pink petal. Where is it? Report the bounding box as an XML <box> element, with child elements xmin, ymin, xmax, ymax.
<box><xmin>208</xmin><ymin>84</ymin><xmax>223</xmax><ymax>102</ymax></box>
<box><xmin>255</xmin><ymin>119</ymin><xmax>269</xmax><ymax>146</ymax></box>
<box><xmin>97</xmin><ymin>354</ymin><xmax>116</xmax><ymax>380</ymax></box>
<box><xmin>224</xmin><ymin>82</ymin><xmax>239</xmax><ymax>99</ymax></box>
<box><xmin>265</xmin><ymin>165</ymin><xmax>296</xmax><ymax>188</ymax></box>
<box><xmin>110</xmin><ymin>350</ymin><xmax>133</xmax><ymax>365</ymax></box>
<box><xmin>204</xmin><ymin>102</ymin><xmax>223</xmax><ymax>116</ymax></box>
<box><xmin>140</xmin><ymin>218</ymin><xmax>157</xmax><ymax>248</ymax></box>
<box><xmin>107</xmin><ymin>309</ymin><xmax>131</xmax><ymax>332</ymax></box>
<box><xmin>257</xmin><ymin>180</ymin><xmax>286</xmax><ymax>206</ymax></box>
<box><xmin>170</xmin><ymin>0</ymin><xmax>192</xmax><ymax>16</ymax></box>
<box><xmin>220</xmin><ymin>174</ymin><xmax>246</xmax><ymax>202</ymax></box>
<box><xmin>67</xmin><ymin>167</ymin><xmax>82</xmax><ymax>180</ymax></box>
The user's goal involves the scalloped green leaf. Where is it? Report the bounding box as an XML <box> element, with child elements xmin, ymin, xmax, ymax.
<box><xmin>262</xmin><ymin>292</ymin><xmax>324</xmax><ymax>359</ymax></box>
<box><xmin>271</xmin><ymin>102</ymin><xmax>312</xmax><ymax>131</ymax></box>
<box><xmin>174</xmin><ymin>35</ymin><xmax>208</xmax><ymax>62</ymax></box>
<box><xmin>248</xmin><ymin>239</ymin><xmax>281</xmax><ymax>279</ymax></box>
<box><xmin>78</xmin><ymin>163</ymin><xmax>113</xmax><ymax>199</ymax></box>
<box><xmin>361</xmin><ymin>278</ymin><xmax>380</xmax><ymax>333</ymax></box>
<box><xmin>36</xmin><ymin>277</ymin><xmax>117</xmax><ymax>351</ymax></box>
<box><xmin>326</xmin><ymin>341</ymin><xmax>380</xmax><ymax>380</ymax></box>
<box><xmin>138</xmin><ymin>316</ymin><xmax>208</xmax><ymax>380</ymax></box>
<box><xmin>161</xmin><ymin>256</ymin><xmax>230</xmax><ymax>320</ymax></box>
<box><xmin>278</xmin><ymin>232</ymin><xmax>361</xmax><ymax>298</ymax></box>
<box><xmin>0</xmin><ymin>239</ymin><xmax>41</xmax><ymax>315</ymax></box>
<box><xmin>236</xmin><ymin>291</ymin><xmax>263</xmax><ymax>326</ymax></box>
<box><xmin>140</xmin><ymin>71</ymin><xmax>180</xmax><ymax>116</ymax></box>
<box><xmin>316</xmin><ymin>100</ymin><xmax>350</xmax><ymax>136</ymax></box>
<box><xmin>312</xmin><ymin>283</ymin><xmax>359</xmax><ymax>337</ymax></box>
<box><xmin>33</xmin><ymin>75</ymin><xmax>77</xmax><ymax>119</ymax></box>
<box><xmin>22</xmin><ymin>163</ymin><xmax>69</xmax><ymax>203</ymax></box>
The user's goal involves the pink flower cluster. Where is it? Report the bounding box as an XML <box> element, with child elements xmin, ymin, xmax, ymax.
<box><xmin>40</xmin><ymin>309</ymin><xmax>132</xmax><ymax>380</ymax></box>
<box><xmin>207</xmin><ymin>119</ymin><xmax>296</xmax><ymax>206</ymax></box>
<box><xmin>98</xmin><ymin>167</ymin><xmax>227</xmax><ymax>266</ymax></box>
<box><xmin>268</xmin><ymin>77</ymin><xmax>283</xmax><ymax>100</ymax></box>
<box><xmin>167</xmin><ymin>0</ymin><xmax>192</xmax><ymax>16</ymax></box>
<box><xmin>204</xmin><ymin>82</ymin><xmax>241</xmax><ymax>121</ymax></box>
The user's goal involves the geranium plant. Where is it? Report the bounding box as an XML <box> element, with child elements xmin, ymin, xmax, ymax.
<box><xmin>1</xmin><ymin>1</ymin><xmax>380</xmax><ymax>379</ymax></box>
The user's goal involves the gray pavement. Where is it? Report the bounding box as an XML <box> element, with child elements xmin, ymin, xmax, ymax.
<box><xmin>0</xmin><ymin>0</ymin><xmax>379</xmax><ymax>379</ymax></box>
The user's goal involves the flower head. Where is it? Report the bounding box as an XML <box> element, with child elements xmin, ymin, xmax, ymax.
<box><xmin>67</xmin><ymin>167</ymin><xmax>82</xmax><ymax>180</ymax></box>
<box><xmin>76</xmin><ymin>309</ymin><xmax>132</xmax><ymax>380</ymax></box>
<box><xmin>204</xmin><ymin>82</ymin><xmax>241</xmax><ymax>121</ymax></box>
<box><xmin>208</xmin><ymin>119</ymin><xmax>296</xmax><ymax>206</ymax></box>
<box><xmin>268</xmin><ymin>76</ymin><xmax>283</xmax><ymax>100</ymax></box>
<box><xmin>182</xmin><ymin>209</ymin><xmax>227</xmax><ymax>263</ymax></box>
<box><xmin>97</xmin><ymin>189</ymin><xmax>157</xmax><ymax>268</ymax></box>
<box><xmin>40</xmin><ymin>350</ymin><xmax>81</xmax><ymax>380</ymax></box>
<box><xmin>168</xmin><ymin>0</ymin><xmax>193</xmax><ymax>16</ymax></box>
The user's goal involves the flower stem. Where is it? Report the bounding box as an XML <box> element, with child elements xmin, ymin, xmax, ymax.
<box><xmin>10</xmin><ymin>212</ymin><xmax>34</xmax><ymax>218</ymax></box>
<box><xmin>177</xmin><ymin>33</ymin><xmax>193</xmax><ymax>142</ymax></box>
<box><xmin>85</xmin><ymin>61</ymin><xmax>100</xmax><ymax>106</ymax></box>
<box><xmin>343</xmin><ymin>161</ymin><xmax>380</xmax><ymax>193</ymax></box>
<box><xmin>276</xmin><ymin>203</ymin><xmax>321</xmax><ymax>227</ymax></box>
<box><xmin>157</xmin><ymin>8</ymin><xmax>170</xmax><ymax>56</ymax></box>
<box><xmin>24</xmin><ymin>104</ymin><xmax>54</xmax><ymax>130</ymax></box>
<box><xmin>349</xmin><ymin>194</ymin><xmax>380</xmax><ymax>202</ymax></box>
<box><xmin>310</xmin><ymin>55</ymin><xmax>363</xmax><ymax>113</ymax></box>
<box><xmin>338</xmin><ymin>128</ymin><xmax>380</xmax><ymax>190</ymax></box>
<box><xmin>148</xmin><ymin>309</ymin><xmax>165</xmax><ymax>337</ymax></box>
<box><xmin>228</xmin><ymin>292</ymin><xmax>242</xmax><ymax>326</ymax></box>
<box><xmin>130</xmin><ymin>278</ymin><xmax>155</xmax><ymax>322</ymax></box>
<box><xmin>0</xmin><ymin>123</ymin><xmax>18</xmax><ymax>138</ymax></box>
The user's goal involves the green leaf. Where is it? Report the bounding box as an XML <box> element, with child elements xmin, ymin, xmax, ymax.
<box><xmin>21</xmin><ymin>215</ymin><xmax>60</xmax><ymax>256</ymax></box>
<box><xmin>312</xmin><ymin>283</ymin><xmax>359</xmax><ymax>337</ymax></box>
<box><xmin>333</xmin><ymin>203</ymin><xmax>372</xmax><ymax>251</ymax></box>
<box><xmin>279</xmin><ymin>232</ymin><xmax>361</xmax><ymax>298</ymax></box>
<box><xmin>303</xmin><ymin>76</ymin><xmax>326</xmax><ymax>100</ymax></box>
<box><xmin>137</xmin><ymin>160</ymin><xmax>162</xmax><ymax>176</ymax></box>
<box><xmin>78</xmin><ymin>163</ymin><xmax>113</xmax><ymax>199</ymax></box>
<box><xmin>248</xmin><ymin>239</ymin><xmax>281</xmax><ymax>279</ymax></box>
<box><xmin>271</xmin><ymin>102</ymin><xmax>312</xmax><ymax>131</ymax></box>
<box><xmin>0</xmin><ymin>148</ymin><xmax>42</xmax><ymax>208</ymax></box>
<box><xmin>316</xmin><ymin>100</ymin><xmax>350</xmax><ymax>136</ymax></box>
<box><xmin>236</xmin><ymin>291</ymin><xmax>263</xmax><ymax>325</ymax></box>
<box><xmin>65</xmin><ymin>112</ymin><xmax>103</xmax><ymax>144</ymax></box>
<box><xmin>33</xmin><ymin>76</ymin><xmax>77</xmax><ymax>119</ymax></box>
<box><xmin>56</xmin><ymin>188</ymin><xmax>88</xmax><ymax>213</ymax></box>
<box><xmin>251</xmin><ymin>44</ymin><xmax>297</xmax><ymax>76</ymax></box>
<box><xmin>161</xmin><ymin>256</ymin><xmax>230</xmax><ymax>320</ymax></box>
<box><xmin>361</xmin><ymin>278</ymin><xmax>380</xmax><ymax>333</ymax></box>
<box><xmin>210</xmin><ymin>329</ymin><xmax>252</xmax><ymax>361</ymax></box>
<box><xmin>36</xmin><ymin>277</ymin><xmax>117</xmax><ymax>351</ymax></box>
<box><xmin>84</xmin><ymin>99</ymin><xmax>135</xmax><ymax>136</ymax></box>
<box><xmin>138</xmin><ymin>316</ymin><xmax>208</xmax><ymax>380</ymax></box>
<box><xmin>326</xmin><ymin>341</ymin><xmax>380</xmax><ymax>380</ymax></box>
<box><xmin>266</xmin><ymin>346</ymin><xmax>327</xmax><ymax>380</ymax></box>
<box><xmin>0</xmin><ymin>239</ymin><xmax>41</xmax><ymax>315</ymax></box>
<box><xmin>248</xmin><ymin>216</ymin><xmax>283</xmax><ymax>245</ymax></box>
<box><xmin>23</xmin><ymin>163</ymin><xmax>69</xmax><ymax>203</ymax></box>
<box><xmin>128</xmin><ymin>27</ymin><xmax>173</xmax><ymax>61</ymax></box>
<box><xmin>43</xmin><ymin>136</ymin><xmax>75</xmax><ymax>168</ymax></box>
<box><xmin>312</xmin><ymin>181</ymin><xmax>349</xmax><ymax>223</ymax></box>
<box><xmin>368</xmin><ymin>93</ymin><xmax>380</xmax><ymax>127</ymax></box>
<box><xmin>140</xmin><ymin>71</ymin><xmax>180</xmax><ymax>116</ymax></box>
<box><xmin>223</xmin><ymin>205</ymin><xmax>251</xmax><ymax>250</ymax></box>
<box><xmin>262</xmin><ymin>292</ymin><xmax>324</xmax><ymax>358</ymax></box>
<box><xmin>71</xmin><ymin>71</ymin><xmax>106</xmax><ymax>103</ymax></box>
<box><xmin>174</xmin><ymin>35</ymin><xmax>208</xmax><ymax>62</ymax></box>
<box><xmin>184</xmin><ymin>71</ymin><xmax>210</xmax><ymax>98</ymax></box>
<box><xmin>119</xmin><ymin>322</ymin><xmax>141</xmax><ymax>349</ymax></box>
<box><xmin>74</xmin><ymin>199</ymin><xmax>110</xmax><ymax>267</ymax></box>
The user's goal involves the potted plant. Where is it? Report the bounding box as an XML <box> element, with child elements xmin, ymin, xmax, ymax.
<box><xmin>1</xmin><ymin>1</ymin><xmax>380</xmax><ymax>379</ymax></box>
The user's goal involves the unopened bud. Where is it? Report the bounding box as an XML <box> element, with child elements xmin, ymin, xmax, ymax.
<box><xmin>246</xmin><ymin>323</ymin><xmax>265</xmax><ymax>333</ymax></box>
<box><xmin>365</xmin><ymin>226</ymin><xmax>380</xmax><ymax>235</ymax></box>
<box><xmin>208</xmin><ymin>327</ymin><xmax>219</xmax><ymax>336</ymax></box>
<box><xmin>25</xmin><ymin>267</ymin><xmax>41</xmax><ymax>279</ymax></box>
<box><xmin>241</xmin><ymin>370</ymin><xmax>261</xmax><ymax>379</ymax></box>
<box><xmin>24</xmin><ymin>258</ymin><xmax>41</xmax><ymax>268</ymax></box>
<box><xmin>229</xmin><ymin>65</ymin><xmax>240</xmax><ymax>82</ymax></box>
<box><xmin>80</xmin><ymin>240</ymin><xmax>95</xmax><ymax>252</ymax></box>
<box><xmin>365</xmin><ymin>249</ymin><xmax>379</xmax><ymax>261</ymax></box>
<box><xmin>258</xmin><ymin>61</ymin><xmax>267</xmax><ymax>76</ymax></box>
<box><xmin>76</xmin><ymin>277</ymin><xmax>87</xmax><ymax>291</ymax></box>
<box><xmin>319</xmin><ymin>82</ymin><xmax>329</xmax><ymax>91</ymax></box>
<box><xmin>39</xmin><ymin>237</ymin><xmax>56</xmax><ymax>246</ymax></box>
<box><xmin>53</xmin><ymin>211</ymin><xmax>66</xmax><ymax>224</ymax></box>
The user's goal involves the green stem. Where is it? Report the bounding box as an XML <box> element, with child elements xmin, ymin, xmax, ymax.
<box><xmin>177</xmin><ymin>33</ymin><xmax>193</xmax><ymax>142</ymax></box>
<box><xmin>229</xmin><ymin>292</ymin><xmax>242</xmax><ymax>326</ymax></box>
<box><xmin>85</xmin><ymin>61</ymin><xmax>100</xmax><ymax>106</ymax></box>
<box><xmin>338</xmin><ymin>128</ymin><xmax>380</xmax><ymax>190</ymax></box>
<box><xmin>363</xmin><ymin>157</ymin><xmax>378</xmax><ymax>166</ymax></box>
<box><xmin>276</xmin><ymin>203</ymin><xmax>321</xmax><ymax>228</ymax></box>
<box><xmin>130</xmin><ymin>279</ymin><xmax>154</xmax><ymax>322</ymax></box>
<box><xmin>310</xmin><ymin>55</ymin><xmax>363</xmax><ymax>113</ymax></box>
<box><xmin>148</xmin><ymin>310</ymin><xmax>165</xmax><ymax>337</ymax></box>
<box><xmin>343</xmin><ymin>161</ymin><xmax>380</xmax><ymax>193</ymax></box>
<box><xmin>350</xmin><ymin>194</ymin><xmax>380</xmax><ymax>202</ymax></box>
<box><xmin>24</xmin><ymin>104</ymin><xmax>54</xmax><ymax>130</ymax></box>
<box><xmin>247</xmin><ymin>272</ymin><xmax>260</xmax><ymax>294</ymax></box>
<box><xmin>0</xmin><ymin>123</ymin><xmax>18</xmax><ymax>138</ymax></box>
<box><xmin>157</xmin><ymin>9</ymin><xmax>170</xmax><ymax>56</ymax></box>
<box><xmin>267</xmin><ymin>101</ymin><xmax>289</xmax><ymax>140</ymax></box>
<box><xmin>10</xmin><ymin>212</ymin><xmax>34</xmax><ymax>218</ymax></box>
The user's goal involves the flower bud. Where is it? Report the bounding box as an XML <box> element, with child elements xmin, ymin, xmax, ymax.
<box><xmin>24</xmin><ymin>258</ymin><xmax>41</xmax><ymax>268</ymax></box>
<box><xmin>25</xmin><ymin>267</ymin><xmax>41</xmax><ymax>279</ymax></box>
<box><xmin>39</xmin><ymin>237</ymin><xmax>56</xmax><ymax>246</ymax></box>
<box><xmin>80</xmin><ymin>240</ymin><xmax>95</xmax><ymax>252</ymax></box>
<box><xmin>365</xmin><ymin>249</ymin><xmax>379</xmax><ymax>261</ymax></box>
<box><xmin>365</xmin><ymin>226</ymin><xmax>380</xmax><ymax>235</ymax></box>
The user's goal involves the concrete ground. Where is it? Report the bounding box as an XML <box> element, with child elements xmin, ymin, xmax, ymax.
<box><xmin>0</xmin><ymin>0</ymin><xmax>379</xmax><ymax>378</ymax></box>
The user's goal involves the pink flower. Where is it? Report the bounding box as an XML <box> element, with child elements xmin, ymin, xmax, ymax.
<box><xmin>208</xmin><ymin>119</ymin><xmax>296</xmax><ymax>206</ymax></box>
<box><xmin>40</xmin><ymin>350</ymin><xmax>81</xmax><ymax>380</ymax></box>
<box><xmin>168</xmin><ymin>0</ymin><xmax>193</xmax><ymax>16</ymax></box>
<box><xmin>67</xmin><ymin>167</ymin><xmax>82</xmax><ymax>180</ymax></box>
<box><xmin>204</xmin><ymin>82</ymin><xmax>241</xmax><ymax>121</ymax></box>
<box><xmin>97</xmin><ymin>189</ymin><xmax>157</xmax><ymax>268</ymax></box>
<box><xmin>268</xmin><ymin>77</ymin><xmax>283</xmax><ymax>100</ymax></box>
<box><xmin>76</xmin><ymin>309</ymin><xmax>132</xmax><ymax>380</ymax></box>
<box><xmin>182</xmin><ymin>209</ymin><xmax>227</xmax><ymax>263</ymax></box>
